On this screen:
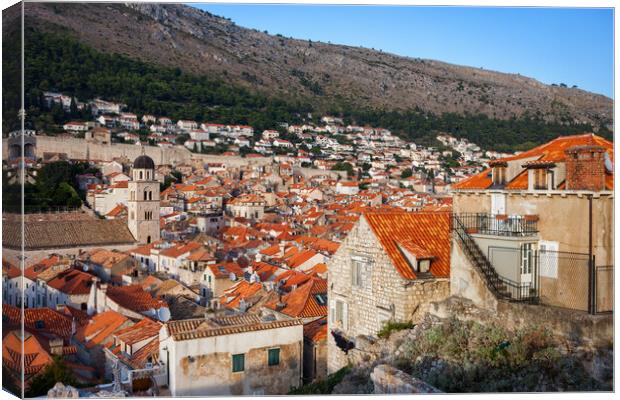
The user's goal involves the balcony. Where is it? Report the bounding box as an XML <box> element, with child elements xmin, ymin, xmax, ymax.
<box><xmin>456</xmin><ymin>213</ymin><xmax>539</xmax><ymax>237</ymax></box>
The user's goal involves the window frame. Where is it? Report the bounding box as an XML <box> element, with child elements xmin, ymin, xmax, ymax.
<box><xmin>232</xmin><ymin>353</ymin><xmax>245</xmax><ymax>373</ymax></box>
<box><xmin>267</xmin><ymin>347</ymin><xmax>280</xmax><ymax>366</ymax></box>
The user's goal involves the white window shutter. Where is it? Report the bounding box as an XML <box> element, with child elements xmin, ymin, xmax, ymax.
<box><xmin>329</xmin><ymin>300</ymin><xmax>336</xmax><ymax>324</ymax></box>
<box><xmin>343</xmin><ymin>302</ymin><xmax>349</xmax><ymax>331</ymax></box>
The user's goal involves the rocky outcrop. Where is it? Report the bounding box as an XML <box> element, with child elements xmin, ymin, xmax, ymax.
<box><xmin>371</xmin><ymin>364</ymin><xmax>442</xmax><ymax>394</ymax></box>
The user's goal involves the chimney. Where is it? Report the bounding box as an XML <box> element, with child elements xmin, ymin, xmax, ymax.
<box><xmin>564</xmin><ymin>145</ymin><xmax>606</xmax><ymax>191</ymax></box>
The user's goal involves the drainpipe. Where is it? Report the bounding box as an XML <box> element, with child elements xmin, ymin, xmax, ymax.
<box><xmin>588</xmin><ymin>194</ymin><xmax>594</xmax><ymax>314</ymax></box>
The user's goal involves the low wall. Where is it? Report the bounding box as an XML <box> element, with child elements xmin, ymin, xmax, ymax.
<box><xmin>371</xmin><ymin>364</ymin><xmax>442</xmax><ymax>394</ymax></box>
<box><xmin>429</xmin><ymin>295</ymin><xmax>613</xmax><ymax>350</ymax></box>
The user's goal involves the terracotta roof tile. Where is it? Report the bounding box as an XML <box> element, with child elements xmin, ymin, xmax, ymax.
<box><xmin>364</xmin><ymin>211</ymin><xmax>451</xmax><ymax>280</ymax></box>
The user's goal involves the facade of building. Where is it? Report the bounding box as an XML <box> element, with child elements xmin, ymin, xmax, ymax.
<box><xmin>327</xmin><ymin>211</ymin><xmax>451</xmax><ymax>373</ymax></box>
<box><xmin>450</xmin><ymin>134</ymin><xmax>613</xmax><ymax>313</ymax></box>
<box><xmin>159</xmin><ymin>314</ymin><xmax>304</xmax><ymax>396</ymax></box>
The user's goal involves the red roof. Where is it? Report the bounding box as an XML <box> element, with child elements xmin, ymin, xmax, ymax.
<box><xmin>3</xmin><ymin>304</ymin><xmax>74</xmax><ymax>339</ymax></box>
<box><xmin>453</xmin><ymin>133</ymin><xmax>613</xmax><ymax>190</ymax></box>
<box><xmin>303</xmin><ymin>317</ymin><xmax>328</xmax><ymax>343</ymax></box>
<box><xmin>266</xmin><ymin>277</ymin><xmax>327</xmax><ymax>318</ymax></box>
<box><xmin>364</xmin><ymin>212</ymin><xmax>451</xmax><ymax>280</ymax></box>
<box><xmin>75</xmin><ymin>310</ymin><xmax>129</xmax><ymax>349</ymax></box>
<box><xmin>106</xmin><ymin>285</ymin><xmax>167</xmax><ymax>313</ymax></box>
<box><xmin>47</xmin><ymin>269</ymin><xmax>94</xmax><ymax>295</ymax></box>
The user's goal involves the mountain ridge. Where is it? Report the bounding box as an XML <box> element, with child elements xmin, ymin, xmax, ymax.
<box><xmin>10</xmin><ymin>2</ymin><xmax>611</xmax><ymax>131</ymax></box>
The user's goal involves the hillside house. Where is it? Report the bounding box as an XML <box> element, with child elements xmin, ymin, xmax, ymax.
<box><xmin>327</xmin><ymin>211</ymin><xmax>451</xmax><ymax>373</ymax></box>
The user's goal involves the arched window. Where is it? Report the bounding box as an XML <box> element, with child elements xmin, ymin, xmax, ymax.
<box><xmin>147</xmin><ymin>235</ymin><xmax>152</xmax><ymax>244</ymax></box>
<box><xmin>139</xmin><ymin>171</ymin><xmax>143</xmax><ymax>180</ymax></box>
<box><xmin>144</xmin><ymin>189</ymin><xmax>148</xmax><ymax>200</ymax></box>
<box><xmin>149</xmin><ymin>191</ymin><xmax>152</xmax><ymax>201</ymax></box>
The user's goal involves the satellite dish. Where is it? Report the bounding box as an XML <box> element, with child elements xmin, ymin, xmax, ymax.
<box><xmin>83</xmin><ymin>265</ymin><xmax>89</xmax><ymax>272</ymax></box>
<box><xmin>157</xmin><ymin>307</ymin><xmax>171</xmax><ymax>322</ymax></box>
<box><xmin>229</xmin><ymin>272</ymin><xmax>237</xmax><ymax>282</ymax></box>
<box><xmin>148</xmin><ymin>308</ymin><xmax>156</xmax><ymax>317</ymax></box>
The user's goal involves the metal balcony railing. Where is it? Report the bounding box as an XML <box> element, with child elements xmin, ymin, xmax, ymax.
<box><xmin>457</xmin><ymin>213</ymin><xmax>538</xmax><ymax>237</ymax></box>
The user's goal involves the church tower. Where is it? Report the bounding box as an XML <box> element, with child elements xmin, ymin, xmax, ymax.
<box><xmin>127</xmin><ymin>153</ymin><xmax>160</xmax><ymax>244</ymax></box>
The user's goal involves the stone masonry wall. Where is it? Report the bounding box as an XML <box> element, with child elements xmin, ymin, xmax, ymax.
<box><xmin>327</xmin><ymin>216</ymin><xmax>451</xmax><ymax>373</ymax></box>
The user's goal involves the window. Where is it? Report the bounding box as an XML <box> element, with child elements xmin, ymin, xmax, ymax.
<box><xmin>330</xmin><ymin>299</ymin><xmax>348</xmax><ymax>330</ymax></box>
<box><xmin>314</xmin><ymin>293</ymin><xmax>327</xmax><ymax>306</ymax></box>
<box><xmin>139</xmin><ymin>171</ymin><xmax>143</xmax><ymax>180</ymax></box>
<box><xmin>352</xmin><ymin>258</ymin><xmax>370</xmax><ymax>288</ymax></box>
<box><xmin>268</xmin><ymin>348</ymin><xmax>280</xmax><ymax>366</ymax></box>
<box><xmin>34</xmin><ymin>320</ymin><xmax>45</xmax><ymax>329</ymax></box>
<box><xmin>232</xmin><ymin>354</ymin><xmax>245</xmax><ymax>372</ymax></box>
<box><xmin>539</xmin><ymin>241</ymin><xmax>559</xmax><ymax>278</ymax></box>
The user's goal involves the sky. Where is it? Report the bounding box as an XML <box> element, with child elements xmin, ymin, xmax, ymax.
<box><xmin>192</xmin><ymin>4</ymin><xmax>614</xmax><ymax>98</ymax></box>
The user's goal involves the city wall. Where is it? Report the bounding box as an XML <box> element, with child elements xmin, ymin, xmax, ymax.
<box><xmin>2</xmin><ymin>136</ymin><xmax>272</xmax><ymax>168</ymax></box>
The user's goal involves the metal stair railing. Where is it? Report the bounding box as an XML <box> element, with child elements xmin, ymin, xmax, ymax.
<box><xmin>453</xmin><ymin>214</ymin><xmax>538</xmax><ymax>303</ymax></box>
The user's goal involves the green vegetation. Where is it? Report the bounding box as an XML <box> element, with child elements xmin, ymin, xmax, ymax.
<box><xmin>288</xmin><ymin>367</ymin><xmax>351</xmax><ymax>394</ymax></box>
<box><xmin>25</xmin><ymin>356</ymin><xmax>79</xmax><ymax>398</ymax></box>
<box><xmin>377</xmin><ymin>320</ymin><xmax>415</xmax><ymax>339</ymax></box>
<box><xmin>8</xmin><ymin>26</ymin><xmax>612</xmax><ymax>152</ymax></box>
<box><xmin>3</xmin><ymin>161</ymin><xmax>97</xmax><ymax>213</ymax></box>
<box><xmin>400</xmin><ymin>168</ymin><xmax>413</xmax><ymax>179</ymax></box>
<box><xmin>331</xmin><ymin>162</ymin><xmax>355</xmax><ymax>178</ymax></box>
<box><xmin>18</xmin><ymin>27</ymin><xmax>311</xmax><ymax>134</ymax></box>
<box><xmin>394</xmin><ymin>318</ymin><xmax>608</xmax><ymax>392</ymax></box>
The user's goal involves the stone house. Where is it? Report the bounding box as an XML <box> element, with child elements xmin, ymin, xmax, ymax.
<box><xmin>450</xmin><ymin>133</ymin><xmax>613</xmax><ymax>313</ymax></box>
<box><xmin>327</xmin><ymin>211</ymin><xmax>451</xmax><ymax>373</ymax></box>
<box><xmin>159</xmin><ymin>314</ymin><xmax>304</xmax><ymax>396</ymax></box>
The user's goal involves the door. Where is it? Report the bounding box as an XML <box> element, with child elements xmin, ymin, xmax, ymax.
<box><xmin>491</xmin><ymin>193</ymin><xmax>506</xmax><ymax>215</ymax></box>
<box><xmin>520</xmin><ymin>243</ymin><xmax>534</xmax><ymax>297</ymax></box>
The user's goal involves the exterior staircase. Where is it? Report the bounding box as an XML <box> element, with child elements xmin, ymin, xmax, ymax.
<box><xmin>452</xmin><ymin>214</ymin><xmax>536</xmax><ymax>303</ymax></box>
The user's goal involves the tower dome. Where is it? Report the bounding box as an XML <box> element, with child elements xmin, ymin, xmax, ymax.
<box><xmin>133</xmin><ymin>154</ymin><xmax>155</xmax><ymax>170</ymax></box>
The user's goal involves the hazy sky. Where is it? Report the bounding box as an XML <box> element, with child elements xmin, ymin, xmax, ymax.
<box><xmin>192</xmin><ymin>4</ymin><xmax>614</xmax><ymax>98</ymax></box>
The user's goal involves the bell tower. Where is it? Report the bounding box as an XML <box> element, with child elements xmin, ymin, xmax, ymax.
<box><xmin>127</xmin><ymin>151</ymin><xmax>160</xmax><ymax>244</ymax></box>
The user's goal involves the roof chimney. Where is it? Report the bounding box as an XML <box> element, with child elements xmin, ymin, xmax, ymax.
<box><xmin>564</xmin><ymin>145</ymin><xmax>606</xmax><ymax>191</ymax></box>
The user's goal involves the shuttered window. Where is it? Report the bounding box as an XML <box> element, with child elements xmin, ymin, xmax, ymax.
<box><xmin>268</xmin><ymin>348</ymin><xmax>280</xmax><ymax>366</ymax></box>
<box><xmin>232</xmin><ymin>354</ymin><xmax>245</xmax><ymax>372</ymax></box>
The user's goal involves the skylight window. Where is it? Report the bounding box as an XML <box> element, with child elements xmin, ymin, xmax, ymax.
<box><xmin>314</xmin><ymin>293</ymin><xmax>327</xmax><ymax>305</ymax></box>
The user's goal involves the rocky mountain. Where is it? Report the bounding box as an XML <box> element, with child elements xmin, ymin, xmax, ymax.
<box><xmin>10</xmin><ymin>2</ymin><xmax>614</xmax><ymax>129</ymax></box>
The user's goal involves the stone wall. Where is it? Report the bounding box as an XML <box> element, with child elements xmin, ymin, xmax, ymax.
<box><xmin>429</xmin><ymin>295</ymin><xmax>613</xmax><ymax>350</ymax></box>
<box><xmin>371</xmin><ymin>364</ymin><xmax>442</xmax><ymax>394</ymax></box>
<box><xmin>2</xmin><ymin>136</ymin><xmax>272</xmax><ymax>168</ymax></box>
<box><xmin>327</xmin><ymin>216</ymin><xmax>450</xmax><ymax>373</ymax></box>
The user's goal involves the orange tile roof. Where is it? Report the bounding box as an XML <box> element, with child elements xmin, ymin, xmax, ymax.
<box><xmin>220</xmin><ymin>280</ymin><xmax>264</xmax><ymax>309</ymax></box>
<box><xmin>75</xmin><ymin>310</ymin><xmax>130</xmax><ymax>349</ymax></box>
<box><xmin>2</xmin><ymin>259</ymin><xmax>20</xmax><ymax>279</ymax></box>
<box><xmin>364</xmin><ymin>211</ymin><xmax>451</xmax><ymax>280</ymax></box>
<box><xmin>208</xmin><ymin>262</ymin><xmax>244</xmax><ymax>279</ymax></box>
<box><xmin>3</xmin><ymin>330</ymin><xmax>53</xmax><ymax>377</ymax></box>
<box><xmin>265</xmin><ymin>277</ymin><xmax>327</xmax><ymax>318</ymax></box>
<box><xmin>303</xmin><ymin>317</ymin><xmax>328</xmax><ymax>343</ymax></box>
<box><xmin>285</xmin><ymin>249</ymin><xmax>319</xmax><ymax>269</ymax></box>
<box><xmin>113</xmin><ymin>317</ymin><xmax>161</xmax><ymax>346</ymax></box>
<box><xmin>106</xmin><ymin>285</ymin><xmax>167</xmax><ymax>313</ymax></box>
<box><xmin>47</xmin><ymin>268</ymin><xmax>95</xmax><ymax>295</ymax></box>
<box><xmin>3</xmin><ymin>304</ymin><xmax>74</xmax><ymax>339</ymax></box>
<box><xmin>274</xmin><ymin>270</ymin><xmax>312</xmax><ymax>290</ymax></box>
<box><xmin>453</xmin><ymin>133</ymin><xmax>613</xmax><ymax>190</ymax></box>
